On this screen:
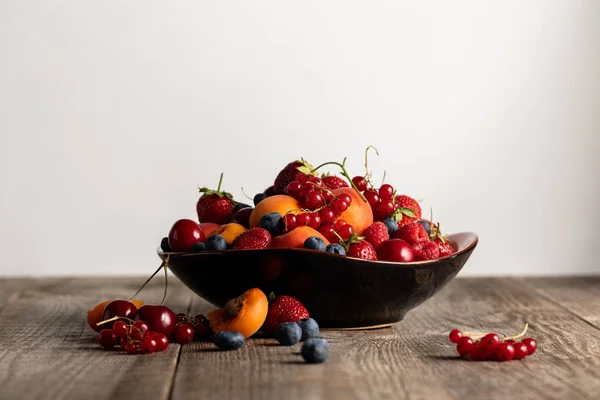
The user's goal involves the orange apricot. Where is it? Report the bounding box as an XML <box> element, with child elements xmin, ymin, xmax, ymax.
<box><xmin>249</xmin><ymin>195</ymin><xmax>302</xmax><ymax>228</ymax></box>
<box><xmin>199</xmin><ymin>222</ymin><xmax>220</xmax><ymax>238</ymax></box>
<box><xmin>86</xmin><ymin>299</ymin><xmax>144</xmax><ymax>332</ymax></box>
<box><xmin>208</xmin><ymin>223</ymin><xmax>247</xmax><ymax>245</ymax></box>
<box><xmin>332</xmin><ymin>187</ymin><xmax>373</xmax><ymax>235</ymax></box>
<box><xmin>271</xmin><ymin>226</ymin><xmax>330</xmax><ymax>249</ymax></box>
<box><xmin>207</xmin><ymin>288</ymin><xmax>268</xmax><ymax>338</ymax></box>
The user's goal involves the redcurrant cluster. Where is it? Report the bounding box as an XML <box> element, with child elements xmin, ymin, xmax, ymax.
<box><xmin>352</xmin><ymin>176</ymin><xmax>397</xmax><ymax>221</ymax></box>
<box><xmin>283</xmin><ymin>173</ymin><xmax>355</xmax><ymax>243</ymax></box>
<box><xmin>448</xmin><ymin>324</ymin><xmax>537</xmax><ymax>362</ymax></box>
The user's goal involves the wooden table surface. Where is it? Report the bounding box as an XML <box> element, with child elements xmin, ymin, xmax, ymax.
<box><xmin>1</xmin><ymin>276</ymin><xmax>599</xmax><ymax>400</ymax></box>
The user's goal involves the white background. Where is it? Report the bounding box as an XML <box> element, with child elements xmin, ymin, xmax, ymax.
<box><xmin>1</xmin><ymin>0</ymin><xmax>599</xmax><ymax>276</ymax></box>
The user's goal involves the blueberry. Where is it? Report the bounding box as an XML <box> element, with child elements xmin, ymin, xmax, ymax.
<box><xmin>301</xmin><ymin>338</ymin><xmax>329</xmax><ymax>363</ymax></box>
<box><xmin>417</xmin><ymin>220</ymin><xmax>431</xmax><ymax>235</ymax></box>
<box><xmin>191</xmin><ymin>241</ymin><xmax>206</xmax><ymax>252</ymax></box>
<box><xmin>297</xmin><ymin>318</ymin><xmax>319</xmax><ymax>341</ymax></box>
<box><xmin>213</xmin><ymin>331</ymin><xmax>245</xmax><ymax>351</ymax></box>
<box><xmin>304</xmin><ymin>236</ymin><xmax>327</xmax><ymax>251</ymax></box>
<box><xmin>160</xmin><ymin>237</ymin><xmax>171</xmax><ymax>252</ymax></box>
<box><xmin>276</xmin><ymin>322</ymin><xmax>302</xmax><ymax>346</ymax></box>
<box><xmin>233</xmin><ymin>202</ymin><xmax>252</xmax><ymax>213</ymax></box>
<box><xmin>205</xmin><ymin>235</ymin><xmax>228</xmax><ymax>251</ymax></box>
<box><xmin>259</xmin><ymin>212</ymin><xmax>284</xmax><ymax>236</ymax></box>
<box><xmin>253</xmin><ymin>193</ymin><xmax>268</xmax><ymax>206</ymax></box>
<box><xmin>325</xmin><ymin>243</ymin><xmax>346</xmax><ymax>255</ymax></box>
<box><xmin>382</xmin><ymin>218</ymin><xmax>399</xmax><ymax>236</ymax></box>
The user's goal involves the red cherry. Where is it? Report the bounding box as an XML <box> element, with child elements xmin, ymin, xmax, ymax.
<box><xmin>449</xmin><ymin>329</ymin><xmax>463</xmax><ymax>343</ymax></box>
<box><xmin>364</xmin><ymin>190</ymin><xmax>380</xmax><ymax>206</ymax></box>
<box><xmin>309</xmin><ymin>214</ymin><xmax>322</xmax><ymax>229</ymax></box>
<box><xmin>495</xmin><ymin>343</ymin><xmax>515</xmax><ymax>361</ymax></box>
<box><xmin>319</xmin><ymin>208</ymin><xmax>336</xmax><ymax>225</ymax></box>
<box><xmin>284</xmin><ymin>181</ymin><xmax>303</xmax><ymax>198</ymax></box>
<box><xmin>231</xmin><ymin>207</ymin><xmax>253</xmax><ymax>228</ymax></box>
<box><xmin>174</xmin><ymin>323</ymin><xmax>195</xmax><ymax>344</ymax></box>
<box><xmin>352</xmin><ymin>176</ymin><xmax>368</xmax><ymax>191</ymax></box>
<box><xmin>102</xmin><ymin>300</ymin><xmax>137</xmax><ymax>329</ymax></box>
<box><xmin>522</xmin><ymin>338</ymin><xmax>537</xmax><ymax>355</ymax></box>
<box><xmin>135</xmin><ymin>305</ymin><xmax>176</xmax><ymax>337</ymax></box>
<box><xmin>378</xmin><ymin>184</ymin><xmax>394</xmax><ymax>200</ymax></box>
<box><xmin>337</xmin><ymin>224</ymin><xmax>355</xmax><ymax>240</ymax></box>
<box><xmin>334</xmin><ymin>219</ymin><xmax>347</xmax><ymax>230</ymax></box>
<box><xmin>112</xmin><ymin>321</ymin><xmax>129</xmax><ymax>338</ymax></box>
<box><xmin>98</xmin><ymin>329</ymin><xmax>118</xmax><ymax>349</ymax></box>
<box><xmin>304</xmin><ymin>191</ymin><xmax>324</xmax><ymax>209</ymax></box>
<box><xmin>456</xmin><ymin>337</ymin><xmax>474</xmax><ymax>357</ymax></box>
<box><xmin>296</xmin><ymin>213</ymin><xmax>312</xmax><ymax>227</ymax></box>
<box><xmin>337</xmin><ymin>193</ymin><xmax>352</xmax><ymax>205</ymax></box>
<box><xmin>150</xmin><ymin>332</ymin><xmax>169</xmax><ymax>352</ymax></box>
<box><xmin>168</xmin><ymin>219</ymin><xmax>205</xmax><ymax>252</ymax></box>
<box><xmin>283</xmin><ymin>214</ymin><xmax>297</xmax><ymax>231</ymax></box>
<box><xmin>373</xmin><ymin>200</ymin><xmax>394</xmax><ymax>220</ymax></box>
<box><xmin>331</xmin><ymin>199</ymin><xmax>348</xmax><ymax>214</ymax></box>
<box><xmin>377</xmin><ymin>239</ymin><xmax>415</xmax><ymax>262</ymax></box>
<box><xmin>140</xmin><ymin>335</ymin><xmax>158</xmax><ymax>354</ymax></box>
<box><xmin>513</xmin><ymin>342</ymin><xmax>529</xmax><ymax>359</ymax></box>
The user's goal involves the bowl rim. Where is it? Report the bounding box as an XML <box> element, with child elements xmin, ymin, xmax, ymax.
<box><xmin>158</xmin><ymin>231</ymin><xmax>478</xmax><ymax>267</ymax></box>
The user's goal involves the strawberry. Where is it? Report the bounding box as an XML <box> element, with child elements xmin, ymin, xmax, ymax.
<box><xmin>262</xmin><ymin>294</ymin><xmax>309</xmax><ymax>334</ymax></box>
<box><xmin>273</xmin><ymin>158</ymin><xmax>315</xmax><ymax>194</ymax></box>
<box><xmin>435</xmin><ymin>238</ymin><xmax>454</xmax><ymax>258</ymax></box>
<box><xmin>412</xmin><ymin>240</ymin><xmax>440</xmax><ymax>261</ymax></box>
<box><xmin>231</xmin><ymin>227</ymin><xmax>272</xmax><ymax>249</ymax></box>
<box><xmin>362</xmin><ymin>222</ymin><xmax>389</xmax><ymax>250</ymax></box>
<box><xmin>393</xmin><ymin>222</ymin><xmax>429</xmax><ymax>246</ymax></box>
<box><xmin>197</xmin><ymin>173</ymin><xmax>236</xmax><ymax>225</ymax></box>
<box><xmin>321</xmin><ymin>174</ymin><xmax>349</xmax><ymax>190</ymax></box>
<box><xmin>393</xmin><ymin>195</ymin><xmax>421</xmax><ymax>227</ymax></box>
<box><xmin>347</xmin><ymin>239</ymin><xmax>378</xmax><ymax>260</ymax></box>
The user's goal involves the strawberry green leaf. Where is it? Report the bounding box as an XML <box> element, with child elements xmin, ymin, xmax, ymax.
<box><xmin>297</xmin><ymin>158</ymin><xmax>317</xmax><ymax>176</ymax></box>
<box><xmin>398</xmin><ymin>207</ymin><xmax>417</xmax><ymax>218</ymax></box>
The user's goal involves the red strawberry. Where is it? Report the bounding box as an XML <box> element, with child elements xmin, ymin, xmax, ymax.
<box><xmin>393</xmin><ymin>195</ymin><xmax>421</xmax><ymax>227</ymax></box>
<box><xmin>435</xmin><ymin>238</ymin><xmax>454</xmax><ymax>257</ymax></box>
<box><xmin>231</xmin><ymin>227</ymin><xmax>272</xmax><ymax>249</ymax></box>
<box><xmin>362</xmin><ymin>222</ymin><xmax>389</xmax><ymax>250</ymax></box>
<box><xmin>412</xmin><ymin>240</ymin><xmax>440</xmax><ymax>261</ymax></box>
<box><xmin>322</xmin><ymin>175</ymin><xmax>349</xmax><ymax>190</ymax></box>
<box><xmin>197</xmin><ymin>173</ymin><xmax>235</xmax><ymax>225</ymax></box>
<box><xmin>273</xmin><ymin>159</ymin><xmax>315</xmax><ymax>194</ymax></box>
<box><xmin>262</xmin><ymin>294</ymin><xmax>309</xmax><ymax>334</ymax></box>
<box><xmin>393</xmin><ymin>222</ymin><xmax>429</xmax><ymax>246</ymax></box>
<box><xmin>347</xmin><ymin>240</ymin><xmax>378</xmax><ymax>260</ymax></box>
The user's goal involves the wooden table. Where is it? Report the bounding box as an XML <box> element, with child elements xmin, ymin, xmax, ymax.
<box><xmin>1</xmin><ymin>277</ymin><xmax>599</xmax><ymax>400</ymax></box>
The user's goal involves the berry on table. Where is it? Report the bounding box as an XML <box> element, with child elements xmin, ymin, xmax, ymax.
<box><xmin>456</xmin><ymin>337</ymin><xmax>474</xmax><ymax>357</ymax></box>
<box><xmin>131</xmin><ymin>321</ymin><xmax>149</xmax><ymax>340</ymax></box>
<box><xmin>262</xmin><ymin>294</ymin><xmax>309</xmax><ymax>335</ymax></box>
<box><xmin>495</xmin><ymin>342</ymin><xmax>515</xmax><ymax>361</ymax></box>
<box><xmin>301</xmin><ymin>338</ymin><xmax>329</xmax><ymax>363</ymax></box>
<box><xmin>192</xmin><ymin>314</ymin><xmax>212</xmax><ymax>341</ymax></box>
<box><xmin>174</xmin><ymin>323</ymin><xmax>195</xmax><ymax>344</ymax></box>
<box><xmin>205</xmin><ymin>235</ymin><xmax>228</xmax><ymax>251</ymax></box>
<box><xmin>276</xmin><ymin>322</ymin><xmax>302</xmax><ymax>346</ymax></box>
<box><xmin>297</xmin><ymin>318</ymin><xmax>320</xmax><ymax>341</ymax></box>
<box><xmin>151</xmin><ymin>332</ymin><xmax>169</xmax><ymax>352</ymax></box>
<box><xmin>449</xmin><ymin>329</ymin><xmax>463</xmax><ymax>343</ymax></box>
<box><xmin>480</xmin><ymin>333</ymin><xmax>501</xmax><ymax>352</ymax></box>
<box><xmin>214</xmin><ymin>331</ymin><xmax>245</xmax><ymax>351</ymax></box>
<box><xmin>450</xmin><ymin>323</ymin><xmax>535</xmax><ymax>362</ymax></box>
<box><xmin>513</xmin><ymin>342</ymin><xmax>529</xmax><ymax>359</ymax></box>
<box><xmin>325</xmin><ymin>243</ymin><xmax>346</xmax><ymax>255</ymax></box>
<box><xmin>304</xmin><ymin>236</ymin><xmax>327</xmax><ymax>251</ymax></box>
<box><xmin>191</xmin><ymin>242</ymin><xmax>206</xmax><ymax>252</ymax></box>
<box><xmin>98</xmin><ymin>329</ymin><xmax>118</xmax><ymax>349</ymax></box>
<box><xmin>259</xmin><ymin>212</ymin><xmax>285</xmax><ymax>236</ymax></box>
<box><xmin>522</xmin><ymin>338</ymin><xmax>537</xmax><ymax>355</ymax></box>
<box><xmin>140</xmin><ymin>335</ymin><xmax>158</xmax><ymax>354</ymax></box>
<box><xmin>121</xmin><ymin>341</ymin><xmax>139</xmax><ymax>354</ymax></box>
<box><xmin>112</xmin><ymin>320</ymin><xmax>129</xmax><ymax>338</ymax></box>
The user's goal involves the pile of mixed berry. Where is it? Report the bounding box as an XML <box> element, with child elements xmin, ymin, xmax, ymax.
<box><xmin>162</xmin><ymin>147</ymin><xmax>455</xmax><ymax>262</ymax></box>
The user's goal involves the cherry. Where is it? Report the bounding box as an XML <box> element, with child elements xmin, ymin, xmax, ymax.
<box><xmin>304</xmin><ymin>191</ymin><xmax>324</xmax><ymax>209</ymax></box>
<box><xmin>379</xmin><ymin>184</ymin><xmax>394</xmax><ymax>200</ymax></box>
<box><xmin>377</xmin><ymin>239</ymin><xmax>415</xmax><ymax>262</ymax></box>
<box><xmin>112</xmin><ymin>321</ymin><xmax>129</xmax><ymax>338</ymax></box>
<box><xmin>513</xmin><ymin>342</ymin><xmax>529</xmax><ymax>359</ymax></box>
<box><xmin>319</xmin><ymin>208</ymin><xmax>336</xmax><ymax>225</ymax></box>
<box><xmin>122</xmin><ymin>341</ymin><xmax>138</xmax><ymax>354</ymax></box>
<box><xmin>284</xmin><ymin>181</ymin><xmax>303</xmax><ymax>198</ymax></box>
<box><xmin>192</xmin><ymin>315</ymin><xmax>212</xmax><ymax>341</ymax></box>
<box><xmin>140</xmin><ymin>335</ymin><xmax>158</xmax><ymax>354</ymax></box>
<box><xmin>373</xmin><ymin>200</ymin><xmax>394</xmax><ymax>220</ymax></box>
<box><xmin>168</xmin><ymin>219</ymin><xmax>205</xmax><ymax>252</ymax></box>
<box><xmin>151</xmin><ymin>332</ymin><xmax>169</xmax><ymax>352</ymax></box>
<box><xmin>481</xmin><ymin>333</ymin><xmax>501</xmax><ymax>352</ymax></box>
<box><xmin>296</xmin><ymin>213</ymin><xmax>312</xmax><ymax>227</ymax></box>
<box><xmin>331</xmin><ymin>199</ymin><xmax>348</xmax><ymax>214</ymax></box>
<box><xmin>337</xmin><ymin>193</ymin><xmax>352</xmax><ymax>205</ymax></box>
<box><xmin>231</xmin><ymin>207</ymin><xmax>253</xmax><ymax>227</ymax></box>
<box><xmin>135</xmin><ymin>305</ymin><xmax>176</xmax><ymax>337</ymax></box>
<box><xmin>337</xmin><ymin>224</ymin><xmax>355</xmax><ymax>240</ymax></box>
<box><xmin>495</xmin><ymin>342</ymin><xmax>515</xmax><ymax>361</ymax></box>
<box><xmin>456</xmin><ymin>337</ymin><xmax>474</xmax><ymax>357</ymax></box>
<box><xmin>98</xmin><ymin>329</ymin><xmax>118</xmax><ymax>349</ymax></box>
<box><xmin>283</xmin><ymin>213</ymin><xmax>297</xmax><ymax>231</ymax></box>
<box><xmin>334</xmin><ymin>219</ymin><xmax>347</xmax><ymax>230</ymax></box>
<box><xmin>352</xmin><ymin>176</ymin><xmax>368</xmax><ymax>191</ymax></box>
<box><xmin>449</xmin><ymin>329</ymin><xmax>463</xmax><ymax>343</ymax></box>
<box><xmin>102</xmin><ymin>300</ymin><xmax>137</xmax><ymax>329</ymax></box>
<box><xmin>522</xmin><ymin>338</ymin><xmax>537</xmax><ymax>355</ymax></box>
<box><xmin>174</xmin><ymin>323</ymin><xmax>195</xmax><ymax>344</ymax></box>
<box><xmin>309</xmin><ymin>214</ymin><xmax>322</xmax><ymax>229</ymax></box>
<box><xmin>364</xmin><ymin>190</ymin><xmax>380</xmax><ymax>206</ymax></box>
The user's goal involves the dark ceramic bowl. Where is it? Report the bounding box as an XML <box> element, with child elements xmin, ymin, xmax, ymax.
<box><xmin>158</xmin><ymin>232</ymin><xmax>478</xmax><ymax>329</ymax></box>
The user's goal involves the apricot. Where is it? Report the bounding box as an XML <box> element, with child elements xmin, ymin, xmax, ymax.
<box><xmin>208</xmin><ymin>223</ymin><xmax>247</xmax><ymax>245</ymax></box>
<box><xmin>249</xmin><ymin>195</ymin><xmax>302</xmax><ymax>228</ymax></box>
<box><xmin>87</xmin><ymin>299</ymin><xmax>144</xmax><ymax>332</ymax></box>
<box><xmin>332</xmin><ymin>187</ymin><xmax>374</xmax><ymax>235</ymax></box>
<box><xmin>271</xmin><ymin>226</ymin><xmax>330</xmax><ymax>249</ymax></box>
<box><xmin>199</xmin><ymin>222</ymin><xmax>220</xmax><ymax>238</ymax></box>
<box><xmin>207</xmin><ymin>288</ymin><xmax>268</xmax><ymax>338</ymax></box>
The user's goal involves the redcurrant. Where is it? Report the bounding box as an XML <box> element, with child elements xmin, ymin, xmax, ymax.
<box><xmin>495</xmin><ymin>343</ymin><xmax>515</xmax><ymax>362</ymax></box>
<box><xmin>307</xmin><ymin>176</ymin><xmax>323</xmax><ymax>186</ymax></box>
<box><xmin>284</xmin><ymin>181</ymin><xmax>303</xmax><ymax>198</ymax></box>
<box><xmin>352</xmin><ymin>176</ymin><xmax>368</xmax><ymax>191</ymax></box>
<box><xmin>322</xmin><ymin>190</ymin><xmax>335</xmax><ymax>202</ymax></box>
<box><xmin>283</xmin><ymin>213</ymin><xmax>297</xmax><ymax>231</ymax></box>
<box><xmin>112</xmin><ymin>321</ymin><xmax>129</xmax><ymax>338</ymax></box>
<box><xmin>297</xmin><ymin>173</ymin><xmax>311</xmax><ymax>183</ymax></box>
<box><xmin>140</xmin><ymin>335</ymin><xmax>158</xmax><ymax>354</ymax></box>
<box><xmin>364</xmin><ymin>190</ymin><xmax>380</xmax><ymax>206</ymax></box>
<box><xmin>309</xmin><ymin>214</ymin><xmax>322</xmax><ymax>229</ymax></box>
<box><xmin>151</xmin><ymin>332</ymin><xmax>169</xmax><ymax>351</ymax></box>
<box><xmin>513</xmin><ymin>342</ymin><xmax>529</xmax><ymax>359</ymax></box>
<box><xmin>337</xmin><ymin>193</ymin><xmax>352</xmax><ymax>205</ymax></box>
<box><xmin>522</xmin><ymin>338</ymin><xmax>537</xmax><ymax>355</ymax></box>
<box><xmin>318</xmin><ymin>225</ymin><xmax>337</xmax><ymax>243</ymax></box>
<box><xmin>334</xmin><ymin>219</ymin><xmax>347</xmax><ymax>230</ymax></box>
<box><xmin>174</xmin><ymin>323</ymin><xmax>195</xmax><ymax>344</ymax></box>
<box><xmin>122</xmin><ymin>341</ymin><xmax>138</xmax><ymax>354</ymax></box>
<box><xmin>331</xmin><ymin>199</ymin><xmax>348</xmax><ymax>214</ymax></box>
<box><xmin>337</xmin><ymin>224</ymin><xmax>355</xmax><ymax>240</ymax></box>
<box><xmin>98</xmin><ymin>329</ymin><xmax>118</xmax><ymax>350</ymax></box>
<box><xmin>296</xmin><ymin>213</ymin><xmax>312</xmax><ymax>227</ymax></box>
<box><xmin>481</xmin><ymin>333</ymin><xmax>501</xmax><ymax>352</ymax></box>
<box><xmin>304</xmin><ymin>191</ymin><xmax>324</xmax><ymax>209</ymax></box>
<box><xmin>319</xmin><ymin>208</ymin><xmax>336</xmax><ymax>225</ymax></box>
<box><xmin>449</xmin><ymin>329</ymin><xmax>463</xmax><ymax>343</ymax></box>
<box><xmin>373</xmin><ymin>200</ymin><xmax>394</xmax><ymax>220</ymax></box>
<box><xmin>379</xmin><ymin>184</ymin><xmax>394</xmax><ymax>200</ymax></box>
<box><xmin>456</xmin><ymin>337</ymin><xmax>474</xmax><ymax>357</ymax></box>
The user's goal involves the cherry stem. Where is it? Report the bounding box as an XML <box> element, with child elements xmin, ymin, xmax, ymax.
<box><xmin>96</xmin><ymin>315</ymin><xmax>136</xmax><ymax>327</ymax></box>
<box><xmin>129</xmin><ymin>258</ymin><xmax>168</xmax><ymax>303</ymax></box>
<box><xmin>240</xmin><ymin>187</ymin><xmax>254</xmax><ymax>201</ymax></box>
<box><xmin>161</xmin><ymin>262</ymin><xmax>168</xmax><ymax>306</ymax></box>
<box><xmin>310</xmin><ymin>159</ymin><xmax>367</xmax><ymax>202</ymax></box>
<box><xmin>217</xmin><ymin>172</ymin><xmax>223</xmax><ymax>192</ymax></box>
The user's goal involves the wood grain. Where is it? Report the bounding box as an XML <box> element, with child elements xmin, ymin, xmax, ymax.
<box><xmin>0</xmin><ymin>278</ymin><xmax>38</xmax><ymax>310</ymax></box>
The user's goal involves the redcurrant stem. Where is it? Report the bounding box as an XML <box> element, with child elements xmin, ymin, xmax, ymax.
<box><xmin>96</xmin><ymin>315</ymin><xmax>136</xmax><ymax>327</ymax></box>
<box><xmin>129</xmin><ymin>258</ymin><xmax>168</xmax><ymax>303</ymax></box>
<box><xmin>503</xmin><ymin>323</ymin><xmax>529</xmax><ymax>341</ymax></box>
<box><xmin>364</xmin><ymin>146</ymin><xmax>379</xmax><ymax>188</ymax></box>
<box><xmin>381</xmin><ymin>170</ymin><xmax>386</xmax><ymax>186</ymax></box>
<box><xmin>216</xmin><ymin>172</ymin><xmax>223</xmax><ymax>192</ymax></box>
<box><xmin>160</xmin><ymin>262</ymin><xmax>168</xmax><ymax>306</ymax></box>
<box><xmin>310</xmin><ymin>160</ymin><xmax>368</xmax><ymax>202</ymax></box>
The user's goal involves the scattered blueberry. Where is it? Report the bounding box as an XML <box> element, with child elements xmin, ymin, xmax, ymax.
<box><xmin>259</xmin><ymin>212</ymin><xmax>284</xmax><ymax>236</ymax></box>
<box><xmin>325</xmin><ymin>243</ymin><xmax>346</xmax><ymax>255</ymax></box>
<box><xmin>276</xmin><ymin>322</ymin><xmax>302</xmax><ymax>346</ymax></box>
<box><xmin>205</xmin><ymin>235</ymin><xmax>228</xmax><ymax>251</ymax></box>
<box><xmin>417</xmin><ymin>220</ymin><xmax>431</xmax><ymax>235</ymax></box>
<box><xmin>160</xmin><ymin>237</ymin><xmax>171</xmax><ymax>252</ymax></box>
<box><xmin>297</xmin><ymin>318</ymin><xmax>319</xmax><ymax>341</ymax></box>
<box><xmin>253</xmin><ymin>193</ymin><xmax>268</xmax><ymax>206</ymax></box>
<box><xmin>301</xmin><ymin>338</ymin><xmax>329</xmax><ymax>363</ymax></box>
<box><xmin>233</xmin><ymin>202</ymin><xmax>252</xmax><ymax>213</ymax></box>
<box><xmin>304</xmin><ymin>236</ymin><xmax>327</xmax><ymax>251</ymax></box>
<box><xmin>213</xmin><ymin>331</ymin><xmax>245</xmax><ymax>351</ymax></box>
<box><xmin>191</xmin><ymin>241</ymin><xmax>206</xmax><ymax>252</ymax></box>
<box><xmin>382</xmin><ymin>218</ymin><xmax>399</xmax><ymax>236</ymax></box>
